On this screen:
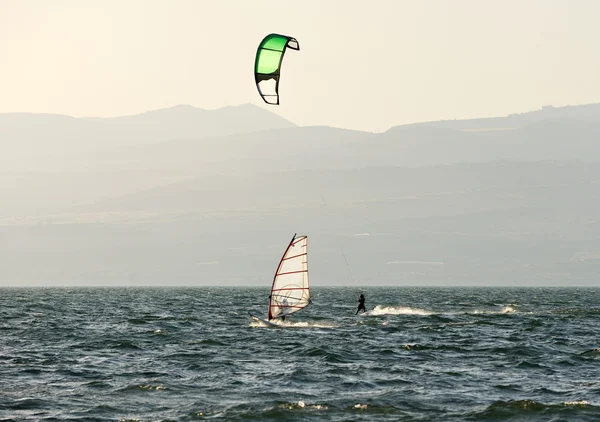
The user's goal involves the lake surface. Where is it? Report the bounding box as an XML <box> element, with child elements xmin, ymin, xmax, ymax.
<box><xmin>1</xmin><ymin>287</ymin><xmax>599</xmax><ymax>421</ymax></box>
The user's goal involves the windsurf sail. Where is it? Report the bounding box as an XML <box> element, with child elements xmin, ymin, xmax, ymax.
<box><xmin>268</xmin><ymin>233</ymin><xmax>310</xmax><ymax>320</ymax></box>
<box><xmin>254</xmin><ymin>33</ymin><xmax>299</xmax><ymax>105</ymax></box>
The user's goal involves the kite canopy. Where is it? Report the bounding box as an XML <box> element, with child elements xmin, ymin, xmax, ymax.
<box><xmin>254</xmin><ymin>33</ymin><xmax>299</xmax><ymax>105</ymax></box>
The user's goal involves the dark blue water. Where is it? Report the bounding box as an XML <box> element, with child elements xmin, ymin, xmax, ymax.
<box><xmin>1</xmin><ymin>287</ymin><xmax>599</xmax><ymax>421</ymax></box>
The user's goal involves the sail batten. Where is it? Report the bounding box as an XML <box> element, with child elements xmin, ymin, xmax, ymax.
<box><xmin>277</xmin><ymin>270</ymin><xmax>308</xmax><ymax>276</ymax></box>
<box><xmin>283</xmin><ymin>253</ymin><xmax>307</xmax><ymax>261</ymax></box>
<box><xmin>268</xmin><ymin>234</ymin><xmax>310</xmax><ymax>320</ymax></box>
<box><xmin>272</xmin><ymin>287</ymin><xmax>309</xmax><ymax>292</ymax></box>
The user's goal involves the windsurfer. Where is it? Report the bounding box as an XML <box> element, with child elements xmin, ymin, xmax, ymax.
<box><xmin>268</xmin><ymin>295</ymin><xmax>287</xmax><ymax>321</ymax></box>
<box><xmin>280</xmin><ymin>297</ymin><xmax>289</xmax><ymax>321</ymax></box>
<box><xmin>356</xmin><ymin>293</ymin><xmax>366</xmax><ymax>314</ymax></box>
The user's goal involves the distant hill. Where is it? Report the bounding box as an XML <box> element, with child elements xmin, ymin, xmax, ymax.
<box><xmin>82</xmin><ymin>104</ymin><xmax>296</xmax><ymax>140</ymax></box>
<box><xmin>100</xmin><ymin>125</ymin><xmax>372</xmax><ymax>172</ymax></box>
<box><xmin>3</xmin><ymin>161</ymin><xmax>600</xmax><ymax>286</ymax></box>
<box><xmin>0</xmin><ymin>104</ymin><xmax>295</xmax><ymax>171</ymax></box>
<box><xmin>72</xmin><ymin>161</ymin><xmax>600</xmax><ymax>215</ymax></box>
<box><xmin>393</xmin><ymin>102</ymin><xmax>600</xmax><ymax>131</ymax></box>
<box><xmin>4</xmin><ymin>102</ymin><xmax>600</xmax><ymax>286</ymax></box>
<box><xmin>4</xmin><ymin>101</ymin><xmax>600</xmax><ymax>172</ymax></box>
<box><xmin>102</xmin><ymin>117</ymin><xmax>600</xmax><ymax>173</ymax></box>
<box><xmin>361</xmin><ymin>118</ymin><xmax>600</xmax><ymax>166</ymax></box>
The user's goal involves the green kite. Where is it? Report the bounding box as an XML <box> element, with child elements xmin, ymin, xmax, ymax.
<box><xmin>254</xmin><ymin>33</ymin><xmax>299</xmax><ymax>105</ymax></box>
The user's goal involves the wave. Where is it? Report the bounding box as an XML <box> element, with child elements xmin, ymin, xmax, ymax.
<box><xmin>501</xmin><ymin>305</ymin><xmax>517</xmax><ymax>314</ymax></box>
<box><xmin>580</xmin><ymin>348</ymin><xmax>600</xmax><ymax>357</ymax></box>
<box><xmin>278</xmin><ymin>400</ymin><xmax>328</xmax><ymax>410</ymax></box>
<box><xmin>118</xmin><ymin>384</ymin><xmax>167</xmax><ymax>392</ymax></box>
<box><xmin>3</xmin><ymin>398</ymin><xmax>50</xmax><ymax>410</ymax></box>
<box><xmin>469</xmin><ymin>305</ymin><xmax>515</xmax><ymax>314</ymax></box>
<box><xmin>185</xmin><ymin>338</ymin><xmax>227</xmax><ymax>346</ymax></box>
<box><xmin>365</xmin><ymin>304</ymin><xmax>521</xmax><ymax>317</ymax></box>
<box><xmin>275</xmin><ymin>318</ymin><xmax>338</xmax><ymax>328</ymax></box>
<box><xmin>399</xmin><ymin>343</ymin><xmax>470</xmax><ymax>353</ymax></box>
<box><xmin>469</xmin><ymin>399</ymin><xmax>598</xmax><ymax>419</ymax></box>
<box><xmin>467</xmin><ymin>304</ymin><xmax>528</xmax><ymax>315</ymax></box>
<box><xmin>114</xmin><ymin>340</ymin><xmax>142</xmax><ymax>350</ymax></box>
<box><xmin>368</xmin><ymin>305</ymin><xmax>432</xmax><ymax>316</ymax></box>
<box><xmin>249</xmin><ymin>318</ymin><xmax>337</xmax><ymax>329</ymax></box>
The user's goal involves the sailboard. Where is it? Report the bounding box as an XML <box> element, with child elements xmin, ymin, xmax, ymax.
<box><xmin>248</xmin><ymin>311</ymin><xmax>279</xmax><ymax>327</ymax></box>
<box><xmin>249</xmin><ymin>233</ymin><xmax>311</xmax><ymax>324</ymax></box>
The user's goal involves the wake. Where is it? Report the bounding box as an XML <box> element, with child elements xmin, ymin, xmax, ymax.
<box><xmin>363</xmin><ymin>304</ymin><xmax>521</xmax><ymax>317</ymax></box>
<box><xmin>470</xmin><ymin>305</ymin><xmax>519</xmax><ymax>315</ymax></box>
<box><xmin>367</xmin><ymin>305</ymin><xmax>433</xmax><ymax>316</ymax></box>
<box><xmin>249</xmin><ymin>318</ymin><xmax>337</xmax><ymax>329</ymax></box>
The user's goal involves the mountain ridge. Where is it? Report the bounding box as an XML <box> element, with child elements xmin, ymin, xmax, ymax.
<box><xmin>391</xmin><ymin>102</ymin><xmax>600</xmax><ymax>132</ymax></box>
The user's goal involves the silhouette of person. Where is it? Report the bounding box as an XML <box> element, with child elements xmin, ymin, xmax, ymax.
<box><xmin>356</xmin><ymin>293</ymin><xmax>366</xmax><ymax>314</ymax></box>
<box><xmin>280</xmin><ymin>297</ymin><xmax>289</xmax><ymax>321</ymax></box>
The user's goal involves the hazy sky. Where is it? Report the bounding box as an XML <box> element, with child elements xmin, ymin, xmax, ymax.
<box><xmin>2</xmin><ymin>0</ymin><xmax>600</xmax><ymax>132</ymax></box>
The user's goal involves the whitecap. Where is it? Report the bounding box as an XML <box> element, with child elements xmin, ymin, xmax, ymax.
<box><xmin>276</xmin><ymin>320</ymin><xmax>338</xmax><ymax>329</ymax></box>
<box><xmin>564</xmin><ymin>400</ymin><xmax>589</xmax><ymax>406</ymax></box>
<box><xmin>249</xmin><ymin>318</ymin><xmax>337</xmax><ymax>329</ymax></box>
<box><xmin>368</xmin><ymin>305</ymin><xmax>432</xmax><ymax>316</ymax></box>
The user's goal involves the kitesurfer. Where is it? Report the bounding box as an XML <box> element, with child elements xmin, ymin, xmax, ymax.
<box><xmin>356</xmin><ymin>293</ymin><xmax>366</xmax><ymax>314</ymax></box>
